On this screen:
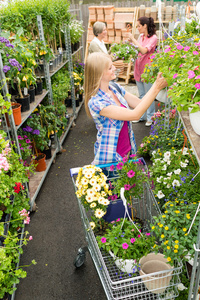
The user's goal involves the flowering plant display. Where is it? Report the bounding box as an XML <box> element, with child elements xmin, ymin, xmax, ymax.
<box><xmin>151</xmin><ymin>199</ymin><xmax>200</xmax><ymax>266</ymax></box>
<box><xmin>111</xmin><ymin>156</ymin><xmax>148</xmax><ymax>207</ymax></box>
<box><xmin>141</xmin><ymin>33</ymin><xmax>200</xmax><ymax>112</ymax></box>
<box><xmin>138</xmin><ymin>105</ymin><xmax>185</xmax><ymax>157</ymax></box>
<box><xmin>14</xmin><ymin>129</ymin><xmax>33</xmax><ymax>163</ymax></box>
<box><xmin>69</xmin><ymin>19</ymin><xmax>84</xmax><ymax>44</ymax></box>
<box><xmin>149</xmin><ymin>147</ymin><xmax>199</xmax><ymax>208</ymax></box>
<box><xmin>110</xmin><ymin>42</ymin><xmax>138</xmax><ymax>62</ymax></box>
<box><xmin>75</xmin><ymin>165</ymin><xmax>112</xmax><ymax>226</ymax></box>
<box><xmin>96</xmin><ymin>218</ymin><xmax>156</xmax><ymax>272</ymax></box>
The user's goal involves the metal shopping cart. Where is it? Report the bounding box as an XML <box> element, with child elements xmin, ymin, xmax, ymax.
<box><xmin>70</xmin><ymin>158</ymin><xmax>182</xmax><ymax>300</ymax></box>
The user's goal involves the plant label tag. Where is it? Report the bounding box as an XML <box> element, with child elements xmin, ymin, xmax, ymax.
<box><xmin>24</xmin><ymin>88</ymin><xmax>28</xmax><ymax>96</ymax></box>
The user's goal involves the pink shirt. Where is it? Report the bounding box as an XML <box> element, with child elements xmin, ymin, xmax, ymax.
<box><xmin>116</xmin><ymin>104</ymin><xmax>131</xmax><ymax>158</ymax></box>
<box><xmin>134</xmin><ymin>34</ymin><xmax>157</xmax><ymax>81</ymax></box>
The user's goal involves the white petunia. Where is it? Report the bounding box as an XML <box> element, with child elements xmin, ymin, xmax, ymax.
<box><xmin>185</xmin><ymin>159</ymin><xmax>189</xmax><ymax>163</ymax></box>
<box><xmin>177</xmin><ymin>283</ymin><xmax>187</xmax><ymax>291</ymax></box>
<box><xmin>163</xmin><ymin>151</ymin><xmax>171</xmax><ymax>162</ymax></box>
<box><xmin>174</xmin><ymin>169</ymin><xmax>181</xmax><ymax>175</ymax></box>
<box><xmin>182</xmin><ymin>147</ymin><xmax>188</xmax><ymax>155</ymax></box>
<box><xmin>167</xmin><ymin>160</ymin><xmax>171</xmax><ymax>165</ymax></box>
<box><xmin>167</xmin><ymin>184</ymin><xmax>171</xmax><ymax>188</ymax></box>
<box><xmin>162</xmin><ymin>165</ymin><xmax>167</xmax><ymax>171</ymax></box>
<box><xmin>157</xmin><ymin>190</ymin><xmax>165</xmax><ymax>199</ymax></box>
<box><xmin>180</xmin><ymin>161</ymin><xmax>187</xmax><ymax>168</ymax></box>
<box><xmin>167</xmin><ymin>172</ymin><xmax>172</xmax><ymax>177</ymax></box>
<box><xmin>156</xmin><ymin>176</ymin><xmax>163</xmax><ymax>183</ymax></box>
<box><xmin>172</xmin><ymin>179</ymin><xmax>180</xmax><ymax>187</ymax></box>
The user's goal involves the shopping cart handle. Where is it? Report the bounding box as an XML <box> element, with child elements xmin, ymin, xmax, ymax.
<box><xmin>96</xmin><ymin>157</ymin><xmax>146</xmax><ymax>169</ymax></box>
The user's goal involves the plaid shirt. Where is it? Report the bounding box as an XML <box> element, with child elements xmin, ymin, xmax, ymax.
<box><xmin>88</xmin><ymin>83</ymin><xmax>137</xmax><ymax>165</ymax></box>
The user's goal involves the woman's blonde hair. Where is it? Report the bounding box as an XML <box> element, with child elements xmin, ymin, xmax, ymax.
<box><xmin>84</xmin><ymin>52</ymin><xmax>111</xmax><ymax>118</ymax></box>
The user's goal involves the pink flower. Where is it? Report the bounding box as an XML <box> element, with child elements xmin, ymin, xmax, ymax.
<box><xmin>130</xmin><ymin>238</ymin><xmax>136</xmax><ymax>243</ymax></box>
<box><xmin>110</xmin><ymin>165</ymin><xmax>115</xmax><ymax>171</ymax></box>
<box><xmin>188</xmin><ymin>70</ymin><xmax>195</xmax><ymax>79</ymax></box>
<box><xmin>181</xmin><ymin>55</ymin><xmax>186</xmax><ymax>58</ymax></box>
<box><xmin>164</xmin><ymin>46</ymin><xmax>171</xmax><ymax>53</ymax></box>
<box><xmin>184</xmin><ymin>46</ymin><xmax>190</xmax><ymax>51</ymax></box>
<box><xmin>29</xmin><ymin>236</ymin><xmax>33</xmax><ymax>240</ymax></box>
<box><xmin>101</xmin><ymin>237</ymin><xmax>106</xmax><ymax>243</ymax></box>
<box><xmin>122</xmin><ymin>243</ymin><xmax>129</xmax><ymax>249</ymax></box>
<box><xmin>169</xmin><ymin>55</ymin><xmax>175</xmax><ymax>58</ymax></box>
<box><xmin>179</xmin><ymin>64</ymin><xmax>183</xmax><ymax>68</ymax></box>
<box><xmin>122</xmin><ymin>156</ymin><xmax>128</xmax><ymax>163</ymax></box>
<box><xmin>130</xmin><ymin>154</ymin><xmax>136</xmax><ymax>158</ymax></box>
<box><xmin>195</xmin><ymin>75</ymin><xmax>200</xmax><ymax>79</ymax></box>
<box><xmin>124</xmin><ymin>184</ymin><xmax>131</xmax><ymax>190</ymax></box>
<box><xmin>140</xmin><ymin>143</ymin><xmax>144</xmax><ymax>147</ymax></box>
<box><xmin>195</xmin><ymin>42</ymin><xmax>200</xmax><ymax>46</ymax></box>
<box><xmin>150</xmin><ymin>54</ymin><xmax>155</xmax><ymax>59</ymax></box>
<box><xmin>117</xmin><ymin>162</ymin><xmax>123</xmax><ymax>170</ymax></box>
<box><xmin>176</xmin><ymin>44</ymin><xmax>183</xmax><ymax>50</ymax></box>
<box><xmin>127</xmin><ymin>170</ymin><xmax>135</xmax><ymax>178</ymax></box>
<box><xmin>195</xmin><ymin>101</ymin><xmax>200</xmax><ymax>107</ymax></box>
<box><xmin>156</xmin><ymin>111</ymin><xmax>162</xmax><ymax>117</ymax></box>
<box><xmin>193</xmin><ymin>51</ymin><xmax>199</xmax><ymax>55</ymax></box>
<box><xmin>111</xmin><ymin>194</ymin><xmax>118</xmax><ymax>201</ymax></box>
<box><xmin>146</xmin><ymin>233</ymin><xmax>151</xmax><ymax>236</ymax></box>
<box><xmin>138</xmin><ymin>234</ymin><xmax>141</xmax><ymax>238</ymax></box>
<box><xmin>116</xmin><ymin>218</ymin><xmax>120</xmax><ymax>222</ymax></box>
<box><xmin>173</xmin><ymin>73</ymin><xmax>178</xmax><ymax>79</ymax></box>
<box><xmin>195</xmin><ymin>83</ymin><xmax>200</xmax><ymax>89</ymax></box>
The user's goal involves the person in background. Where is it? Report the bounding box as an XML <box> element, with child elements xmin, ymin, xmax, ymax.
<box><xmin>127</xmin><ymin>17</ymin><xmax>157</xmax><ymax>126</ymax></box>
<box><xmin>84</xmin><ymin>52</ymin><xmax>167</xmax><ymax>165</ymax></box>
<box><xmin>88</xmin><ymin>21</ymin><xmax>108</xmax><ymax>54</ymax></box>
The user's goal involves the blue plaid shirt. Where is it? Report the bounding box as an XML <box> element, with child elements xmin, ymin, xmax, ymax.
<box><xmin>88</xmin><ymin>83</ymin><xmax>137</xmax><ymax>165</ymax></box>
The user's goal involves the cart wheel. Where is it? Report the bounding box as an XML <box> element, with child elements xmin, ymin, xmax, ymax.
<box><xmin>74</xmin><ymin>247</ymin><xmax>87</xmax><ymax>268</ymax></box>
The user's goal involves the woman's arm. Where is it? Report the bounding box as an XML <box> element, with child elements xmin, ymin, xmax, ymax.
<box><xmin>100</xmin><ymin>73</ymin><xmax>167</xmax><ymax>121</ymax></box>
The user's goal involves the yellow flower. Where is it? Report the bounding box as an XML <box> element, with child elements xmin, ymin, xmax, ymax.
<box><xmin>161</xmin><ymin>234</ymin><xmax>165</xmax><ymax>238</ymax></box>
<box><xmin>174</xmin><ymin>244</ymin><xmax>179</xmax><ymax>249</ymax></box>
<box><xmin>159</xmin><ymin>224</ymin><xmax>163</xmax><ymax>228</ymax></box>
<box><xmin>183</xmin><ymin>228</ymin><xmax>187</xmax><ymax>232</ymax></box>
<box><xmin>174</xmin><ymin>250</ymin><xmax>178</xmax><ymax>253</ymax></box>
<box><xmin>167</xmin><ymin>246</ymin><xmax>170</xmax><ymax>250</ymax></box>
<box><xmin>175</xmin><ymin>210</ymin><xmax>180</xmax><ymax>214</ymax></box>
<box><xmin>147</xmin><ymin>69</ymin><xmax>150</xmax><ymax>72</ymax></box>
<box><xmin>152</xmin><ymin>226</ymin><xmax>155</xmax><ymax>230</ymax></box>
<box><xmin>167</xmin><ymin>257</ymin><xmax>171</xmax><ymax>262</ymax></box>
<box><xmin>175</xmin><ymin>240</ymin><xmax>179</xmax><ymax>244</ymax></box>
<box><xmin>162</xmin><ymin>215</ymin><xmax>166</xmax><ymax>218</ymax></box>
<box><xmin>22</xmin><ymin>76</ymin><xmax>27</xmax><ymax>81</ymax></box>
<box><xmin>164</xmin><ymin>240</ymin><xmax>168</xmax><ymax>245</ymax></box>
<box><xmin>186</xmin><ymin>214</ymin><xmax>190</xmax><ymax>219</ymax></box>
<box><xmin>165</xmin><ymin>226</ymin><xmax>169</xmax><ymax>230</ymax></box>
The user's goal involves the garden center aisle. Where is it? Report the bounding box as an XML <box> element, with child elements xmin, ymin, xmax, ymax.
<box><xmin>15</xmin><ymin>85</ymin><xmax>151</xmax><ymax>300</ymax></box>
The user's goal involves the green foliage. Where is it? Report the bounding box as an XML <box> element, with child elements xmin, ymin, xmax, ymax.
<box><xmin>110</xmin><ymin>42</ymin><xmax>138</xmax><ymax>62</ymax></box>
<box><xmin>69</xmin><ymin>19</ymin><xmax>84</xmax><ymax>44</ymax></box>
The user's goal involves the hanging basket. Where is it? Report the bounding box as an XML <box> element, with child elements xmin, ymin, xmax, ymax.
<box><xmin>189</xmin><ymin>109</ymin><xmax>200</xmax><ymax>136</ymax></box>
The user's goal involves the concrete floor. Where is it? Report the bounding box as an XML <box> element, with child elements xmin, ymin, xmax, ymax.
<box><xmin>14</xmin><ymin>84</ymin><xmax>152</xmax><ymax>300</ymax></box>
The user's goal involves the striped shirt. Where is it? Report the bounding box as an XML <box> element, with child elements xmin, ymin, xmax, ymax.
<box><xmin>88</xmin><ymin>83</ymin><xmax>137</xmax><ymax>165</ymax></box>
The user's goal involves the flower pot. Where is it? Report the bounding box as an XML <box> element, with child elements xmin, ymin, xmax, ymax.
<box><xmin>35</xmin><ymin>153</ymin><xmax>46</xmax><ymax>172</ymax></box>
<box><xmin>53</xmin><ymin>58</ymin><xmax>57</xmax><ymax>69</ymax></box>
<box><xmin>76</xmin><ymin>98</ymin><xmax>79</xmax><ymax>107</ymax></box>
<box><xmin>49</xmin><ymin>60</ymin><xmax>54</xmax><ymax>72</ymax></box>
<box><xmin>41</xmin><ymin>146</ymin><xmax>52</xmax><ymax>160</ymax></box>
<box><xmin>139</xmin><ymin>253</ymin><xmax>173</xmax><ymax>294</ymax></box>
<box><xmin>28</xmin><ymin>86</ymin><xmax>35</xmax><ymax>103</ymax></box>
<box><xmin>35</xmin><ymin>80</ymin><xmax>43</xmax><ymax>95</ymax></box>
<box><xmin>65</xmin><ymin>97</ymin><xmax>72</xmax><ymax>107</ymax></box>
<box><xmin>36</xmin><ymin>63</ymin><xmax>44</xmax><ymax>75</ymax></box>
<box><xmin>15</xmin><ymin>94</ymin><xmax>30</xmax><ymax>112</ymax></box>
<box><xmin>156</xmin><ymin>89</ymin><xmax>168</xmax><ymax>103</ymax></box>
<box><xmin>5</xmin><ymin>103</ymin><xmax>22</xmax><ymax>126</ymax></box>
<box><xmin>189</xmin><ymin>109</ymin><xmax>200</xmax><ymax>135</ymax></box>
<box><xmin>9</xmin><ymin>82</ymin><xmax>18</xmax><ymax>96</ymax></box>
<box><xmin>109</xmin><ymin>251</ymin><xmax>137</xmax><ymax>274</ymax></box>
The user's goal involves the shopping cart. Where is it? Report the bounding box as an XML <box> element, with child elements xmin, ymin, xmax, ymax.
<box><xmin>70</xmin><ymin>158</ymin><xmax>182</xmax><ymax>300</ymax></box>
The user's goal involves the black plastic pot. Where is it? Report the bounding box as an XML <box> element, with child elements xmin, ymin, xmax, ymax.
<box><xmin>41</xmin><ymin>146</ymin><xmax>52</xmax><ymax>160</ymax></box>
<box><xmin>35</xmin><ymin>80</ymin><xmax>43</xmax><ymax>95</ymax></box>
<box><xmin>9</xmin><ymin>82</ymin><xmax>18</xmax><ymax>96</ymax></box>
<box><xmin>28</xmin><ymin>86</ymin><xmax>35</xmax><ymax>103</ymax></box>
<box><xmin>76</xmin><ymin>98</ymin><xmax>79</xmax><ymax>107</ymax></box>
<box><xmin>15</xmin><ymin>94</ymin><xmax>30</xmax><ymax>112</ymax></box>
<box><xmin>65</xmin><ymin>97</ymin><xmax>72</xmax><ymax>107</ymax></box>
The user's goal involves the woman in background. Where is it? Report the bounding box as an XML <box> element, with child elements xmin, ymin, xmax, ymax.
<box><xmin>84</xmin><ymin>52</ymin><xmax>167</xmax><ymax>165</ymax></box>
<box><xmin>89</xmin><ymin>21</ymin><xmax>108</xmax><ymax>54</ymax></box>
<box><xmin>128</xmin><ymin>17</ymin><xmax>157</xmax><ymax>126</ymax></box>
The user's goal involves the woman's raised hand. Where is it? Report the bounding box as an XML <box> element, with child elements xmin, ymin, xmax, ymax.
<box><xmin>154</xmin><ymin>72</ymin><xmax>168</xmax><ymax>91</ymax></box>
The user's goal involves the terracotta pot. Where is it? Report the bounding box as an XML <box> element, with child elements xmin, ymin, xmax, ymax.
<box><xmin>35</xmin><ymin>153</ymin><xmax>46</xmax><ymax>172</ymax></box>
<box><xmin>5</xmin><ymin>103</ymin><xmax>22</xmax><ymax>126</ymax></box>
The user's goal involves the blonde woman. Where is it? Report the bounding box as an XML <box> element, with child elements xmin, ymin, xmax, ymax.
<box><xmin>84</xmin><ymin>52</ymin><xmax>167</xmax><ymax>165</ymax></box>
<box><xmin>89</xmin><ymin>22</ymin><xmax>108</xmax><ymax>54</ymax></box>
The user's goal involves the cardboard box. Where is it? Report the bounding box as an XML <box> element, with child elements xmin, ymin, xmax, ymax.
<box><xmin>104</xmin><ymin>6</ymin><xmax>114</xmax><ymax>15</ymax></box>
<box><xmin>114</xmin><ymin>13</ymin><xmax>134</xmax><ymax>23</ymax></box>
<box><xmin>114</xmin><ymin>22</ymin><xmax>126</xmax><ymax>30</ymax></box>
<box><xmin>115</xmin><ymin>29</ymin><xmax>122</xmax><ymax>37</ymax></box>
<box><xmin>89</xmin><ymin>14</ymin><xmax>96</xmax><ymax>22</ymax></box>
<box><xmin>115</xmin><ymin>36</ymin><xmax>122</xmax><ymax>43</ymax></box>
<box><xmin>108</xmin><ymin>29</ymin><xmax>115</xmax><ymax>36</ymax></box>
<box><xmin>108</xmin><ymin>36</ymin><xmax>115</xmax><ymax>43</ymax></box>
<box><xmin>88</xmin><ymin>6</ymin><xmax>96</xmax><ymax>15</ymax></box>
<box><xmin>105</xmin><ymin>14</ymin><xmax>114</xmax><ymax>21</ymax></box>
<box><xmin>97</xmin><ymin>14</ymin><xmax>105</xmax><ymax>22</ymax></box>
<box><xmin>96</xmin><ymin>6</ymin><xmax>104</xmax><ymax>14</ymax></box>
<box><xmin>106</xmin><ymin>21</ymin><xmax>114</xmax><ymax>29</ymax></box>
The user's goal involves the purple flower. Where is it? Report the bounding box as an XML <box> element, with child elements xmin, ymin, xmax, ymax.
<box><xmin>3</xmin><ymin>65</ymin><xmax>10</xmax><ymax>73</ymax></box>
<box><xmin>122</xmin><ymin>243</ymin><xmax>129</xmax><ymax>249</ymax></box>
<box><xmin>127</xmin><ymin>170</ymin><xmax>135</xmax><ymax>178</ymax></box>
<box><xmin>26</xmin><ymin>139</ymin><xmax>31</xmax><ymax>143</ymax></box>
<box><xmin>0</xmin><ymin>37</ymin><xmax>9</xmax><ymax>43</ymax></box>
<box><xmin>32</xmin><ymin>129</ymin><xmax>40</xmax><ymax>135</ymax></box>
<box><xmin>9</xmin><ymin>58</ymin><xmax>19</xmax><ymax>67</ymax></box>
<box><xmin>6</xmin><ymin>53</ymin><xmax>9</xmax><ymax>57</ymax></box>
<box><xmin>23</xmin><ymin>126</ymin><xmax>32</xmax><ymax>132</ymax></box>
<box><xmin>188</xmin><ymin>70</ymin><xmax>195</xmax><ymax>79</ymax></box>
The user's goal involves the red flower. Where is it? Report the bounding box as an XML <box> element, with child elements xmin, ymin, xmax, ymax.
<box><xmin>14</xmin><ymin>182</ymin><xmax>24</xmax><ymax>193</ymax></box>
